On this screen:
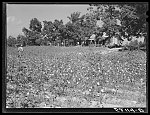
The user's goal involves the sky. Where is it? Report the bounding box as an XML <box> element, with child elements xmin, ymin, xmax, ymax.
<box><xmin>7</xmin><ymin>4</ymin><xmax>90</xmax><ymax>38</ymax></box>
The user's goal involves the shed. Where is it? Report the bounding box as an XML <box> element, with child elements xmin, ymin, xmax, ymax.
<box><xmin>109</xmin><ymin>35</ymin><xmax>123</xmax><ymax>46</ymax></box>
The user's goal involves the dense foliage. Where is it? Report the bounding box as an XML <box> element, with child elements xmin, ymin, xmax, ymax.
<box><xmin>7</xmin><ymin>3</ymin><xmax>147</xmax><ymax>47</ymax></box>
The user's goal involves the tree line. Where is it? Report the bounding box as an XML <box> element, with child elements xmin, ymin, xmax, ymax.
<box><xmin>7</xmin><ymin>3</ymin><xmax>148</xmax><ymax>47</ymax></box>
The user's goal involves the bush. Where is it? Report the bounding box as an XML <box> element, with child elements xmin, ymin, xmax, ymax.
<box><xmin>7</xmin><ymin>36</ymin><xmax>17</xmax><ymax>47</ymax></box>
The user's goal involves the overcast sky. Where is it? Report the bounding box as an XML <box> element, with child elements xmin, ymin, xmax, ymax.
<box><xmin>7</xmin><ymin>4</ymin><xmax>90</xmax><ymax>37</ymax></box>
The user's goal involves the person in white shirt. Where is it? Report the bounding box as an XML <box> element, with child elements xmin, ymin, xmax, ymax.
<box><xmin>18</xmin><ymin>44</ymin><xmax>23</xmax><ymax>58</ymax></box>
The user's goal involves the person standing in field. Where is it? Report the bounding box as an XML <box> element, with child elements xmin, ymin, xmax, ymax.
<box><xmin>18</xmin><ymin>44</ymin><xmax>24</xmax><ymax>59</ymax></box>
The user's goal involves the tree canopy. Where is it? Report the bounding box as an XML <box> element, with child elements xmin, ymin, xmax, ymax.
<box><xmin>8</xmin><ymin>3</ymin><xmax>148</xmax><ymax>47</ymax></box>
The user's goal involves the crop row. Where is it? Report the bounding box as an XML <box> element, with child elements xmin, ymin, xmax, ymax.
<box><xmin>6</xmin><ymin>50</ymin><xmax>146</xmax><ymax>108</ymax></box>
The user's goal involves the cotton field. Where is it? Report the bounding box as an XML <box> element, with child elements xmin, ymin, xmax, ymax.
<box><xmin>6</xmin><ymin>46</ymin><xmax>147</xmax><ymax>108</ymax></box>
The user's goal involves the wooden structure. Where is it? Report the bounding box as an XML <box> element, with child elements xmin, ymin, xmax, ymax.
<box><xmin>109</xmin><ymin>36</ymin><xmax>120</xmax><ymax>46</ymax></box>
<box><xmin>88</xmin><ymin>34</ymin><xmax>96</xmax><ymax>46</ymax></box>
